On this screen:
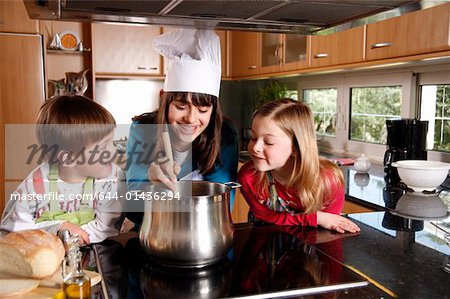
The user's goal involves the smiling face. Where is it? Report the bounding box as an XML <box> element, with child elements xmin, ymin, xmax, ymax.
<box><xmin>167</xmin><ymin>93</ymin><xmax>213</xmax><ymax>150</ymax></box>
<box><xmin>249</xmin><ymin>116</ymin><xmax>295</xmax><ymax>174</ymax></box>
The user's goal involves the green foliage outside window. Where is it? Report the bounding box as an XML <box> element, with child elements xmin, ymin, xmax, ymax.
<box><xmin>433</xmin><ymin>85</ymin><xmax>450</xmax><ymax>152</ymax></box>
<box><xmin>254</xmin><ymin>80</ymin><xmax>295</xmax><ymax>111</ymax></box>
<box><xmin>350</xmin><ymin>86</ymin><xmax>402</xmax><ymax>144</ymax></box>
<box><xmin>303</xmin><ymin>88</ymin><xmax>337</xmax><ymax>137</ymax></box>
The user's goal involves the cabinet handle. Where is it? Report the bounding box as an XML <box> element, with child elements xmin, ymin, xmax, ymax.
<box><xmin>370</xmin><ymin>42</ymin><xmax>392</xmax><ymax>49</ymax></box>
<box><xmin>314</xmin><ymin>53</ymin><xmax>328</xmax><ymax>59</ymax></box>
<box><xmin>248</xmin><ymin>65</ymin><xmax>257</xmax><ymax>70</ymax></box>
<box><xmin>137</xmin><ymin>66</ymin><xmax>158</xmax><ymax>70</ymax></box>
<box><xmin>277</xmin><ymin>44</ymin><xmax>283</xmax><ymax>64</ymax></box>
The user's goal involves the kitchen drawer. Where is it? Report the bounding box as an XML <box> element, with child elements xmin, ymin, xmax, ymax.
<box><xmin>366</xmin><ymin>3</ymin><xmax>450</xmax><ymax>60</ymax></box>
<box><xmin>310</xmin><ymin>26</ymin><xmax>365</xmax><ymax>67</ymax></box>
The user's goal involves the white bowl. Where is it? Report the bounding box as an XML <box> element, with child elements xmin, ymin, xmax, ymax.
<box><xmin>392</xmin><ymin>160</ymin><xmax>450</xmax><ymax>192</ymax></box>
<box><xmin>395</xmin><ymin>192</ymin><xmax>448</xmax><ymax>219</ymax></box>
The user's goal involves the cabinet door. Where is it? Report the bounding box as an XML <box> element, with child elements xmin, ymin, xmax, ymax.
<box><xmin>93</xmin><ymin>23</ymin><xmax>161</xmax><ymax>75</ymax></box>
<box><xmin>283</xmin><ymin>34</ymin><xmax>309</xmax><ymax>71</ymax></box>
<box><xmin>0</xmin><ymin>34</ymin><xmax>45</xmax><ymax>215</ymax></box>
<box><xmin>0</xmin><ymin>0</ymin><xmax>38</xmax><ymax>34</ymax></box>
<box><xmin>231</xmin><ymin>31</ymin><xmax>259</xmax><ymax>77</ymax></box>
<box><xmin>366</xmin><ymin>3</ymin><xmax>450</xmax><ymax>60</ymax></box>
<box><xmin>259</xmin><ymin>33</ymin><xmax>282</xmax><ymax>74</ymax></box>
<box><xmin>311</xmin><ymin>26</ymin><xmax>364</xmax><ymax>67</ymax></box>
<box><xmin>215</xmin><ymin>30</ymin><xmax>230</xmax><ymax>78</ymax></box>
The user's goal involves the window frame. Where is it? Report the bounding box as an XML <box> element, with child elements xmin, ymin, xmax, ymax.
<box><xmin>298</xmin><ymin>71</ymin><xmax>417</xmax><ymax>162</ymax></box>
<box><xmin>418</xmin><ymin>69</ymin><xmax>450</xmax><ymax>162</ymax></box>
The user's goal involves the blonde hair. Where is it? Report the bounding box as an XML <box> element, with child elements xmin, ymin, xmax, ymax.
<box><xmin>252</xmin><ymin>98</ymin><xmax>343</xmax><ymax>213</ymax></box>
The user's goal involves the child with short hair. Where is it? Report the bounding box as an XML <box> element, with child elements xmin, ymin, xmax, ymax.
<box><xmin>238</xmin><ymin>98</ymin><xmax>360</xmax><ymax>233</ymax></box>
<box><xmin>1</xmin><ymin>95</ymin><xmax>125</xmax><ymax>244</ymax></box>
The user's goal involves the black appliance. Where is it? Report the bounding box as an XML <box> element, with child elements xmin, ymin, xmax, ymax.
<box><xmin>383</xmin><ymin>119</ymin><xmax>428</xmax><ymax>184</ymax></box>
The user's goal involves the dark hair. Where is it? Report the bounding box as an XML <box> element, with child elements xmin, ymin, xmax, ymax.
<box><xmin>36</xmin><ymin>95</ymin><xmax>116</xmax><ymax>154</ymax></box>
<box><xmin>157</xmin><ymin>92</ymin><xmax>223</xmax><ymax>174</ymax></box>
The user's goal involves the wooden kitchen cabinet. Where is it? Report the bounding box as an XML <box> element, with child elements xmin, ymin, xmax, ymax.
<box><xmin>366</xmin><ymin>3</ymin><xmax>450</xmax><ymax>60</ymax></box>
<box><xmin>0</xmin><ymin>0</ymin><xmax>38</xmax><ymax>34</ymax></box>
<box><xmin>260</xmin><ymin>33</ymin><xmax>283</xmax><ymax>74</ymax></box>
<box><xmin>93</xmin><ymin>23</ymin><xmax>162</xmax><ymax>76</ymax></box>
<box><xmin>0</xmin><ymin>34</ymin><xmax>45</xmax><ymax>215</ymax></box>
<box><xmin>232</xmin><ymin>162</ymin><xmax>250</xmax><ymax>223</ymax></box>
<box><xmin>0</xmin><ymin>3</ymin><xmax>45</xmax><ymax>215</ymax></box>
<box><xmin>231</xmin><ymin>31</ymin><xmax>259</xmax><ymax>77</ymax></box>
<box><xmin>259</xmin><ymin>33</ymin><xmax>309</xmax><ymax>74</ymax></box>
<box><xmin>216</xmin><ymin>30</ymin><xmax>231</xmax><ymax>79</ymax></box>
<box><xmin>283</xmin><ymin>33</ymin><xmax>309</xmax><ymax>71</ymax></box>
<box><xmin>310</xmin><ymin>26</ymin><xmax>365</xmax><ymax>68</ymax></box>
<box><xmin>40</xmin><ymin>21</ymin><xmax>93</xmax><ymax>99</ymax></box>
<box><xmin>342</xmin><ymin>200</ymin><xmax>373</xmax><ymax>214</ymax></box>
<box><xmin>232</xmin><ymin>188</ymin><xmax>250</xmax><ymax>224</ymax></box>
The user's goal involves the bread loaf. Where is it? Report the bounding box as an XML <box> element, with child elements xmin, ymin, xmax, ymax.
<box><xmin>0</xmin><ymin>278</ymin><xmax>40</xmax><ymax>297</ymax></box>
<box><xmin>0</xmin><ymin>229</ymin><xmax>65</xmax><ymax>278</ymax></box>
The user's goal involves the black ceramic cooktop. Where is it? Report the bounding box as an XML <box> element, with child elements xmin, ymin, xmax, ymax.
<box><xmin>95</xmin><ymin>224</ymin><xmax>370</xmax><ymax>298</ymax></box>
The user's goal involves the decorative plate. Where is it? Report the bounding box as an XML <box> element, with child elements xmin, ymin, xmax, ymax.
<box><xmin>59</xmin><ymin>31</ymin><xmax>79</xmax><ymax>50</ymax></box>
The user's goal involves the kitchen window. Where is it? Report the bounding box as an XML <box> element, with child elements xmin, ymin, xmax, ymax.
<box><xmin>303</xmin><ymin>88</ymin><xmax>338</xmax><ymax>137</ymax></box>
<box><xmin>298</xmin><ymin>72</ymin><xmax>415</xmax><ymax>160</ymax></box>
<box><xmin>349</xmin><ymin>86</ymin><xmax>402</xmax><ymax>144</ymax></box>
<box><xmin>420</xmin><ymin>84</ymin><xmax>450</xmax><ymax>153</ymax></box>
<box><xmin>418</xmin><ymin>69</ymin><xmax>450</xmax><ymax>159</ymax></box>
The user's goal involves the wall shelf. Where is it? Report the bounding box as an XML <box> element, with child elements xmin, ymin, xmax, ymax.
<box><xmin>46</xmin><ymin>49</ymin><xmax>91</xmax><ymax>54</ymax></box>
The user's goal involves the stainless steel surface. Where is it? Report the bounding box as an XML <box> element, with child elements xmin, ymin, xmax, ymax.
<box><xmin>139</xmin><ymin>180</ymin><xmax>235</xmax><ymax>267</ymax></box>
<box><xmin>23</xmin><ymin>0</ymin><xmax>437</xmax><ymax>34</ymax></box>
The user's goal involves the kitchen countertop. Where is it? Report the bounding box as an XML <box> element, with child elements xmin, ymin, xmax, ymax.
<box><xmin>92</xmin><ymin>159</ymin><xmax>450</xmax><ymax>298</ymax></box>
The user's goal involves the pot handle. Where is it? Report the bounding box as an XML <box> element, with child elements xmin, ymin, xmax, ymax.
<box><xmin>224</xmin><ymin>182</ymin><xmax>241</xmax><ymax>189</ymax></box>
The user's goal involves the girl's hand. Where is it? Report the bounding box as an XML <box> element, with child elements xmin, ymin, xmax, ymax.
<box><xmin>316</xmin><ymin>211</ymin><xmax>360</xmax><ymax>234</ymax></box>
<box><xmin>148</xmin><ymin>158</ymin><xmax>181</xmax><ymax>191</ymax></box>
<box><xmin>59</xmin><ymin>222</ymin><xmax>90</xmax><ymax>245</ymax></box>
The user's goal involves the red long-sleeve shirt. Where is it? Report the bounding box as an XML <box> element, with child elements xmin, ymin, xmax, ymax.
<box><xmin>238</xmin><ymin>162</ymin><xmax>344</xmax><ymax>226</ymax></box>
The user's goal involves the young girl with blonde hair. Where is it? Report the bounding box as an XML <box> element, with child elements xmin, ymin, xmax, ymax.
<box><xmin>238</xmin><ymin>98</ymin><xmax>359</xmax><ymax>233</ymax></box>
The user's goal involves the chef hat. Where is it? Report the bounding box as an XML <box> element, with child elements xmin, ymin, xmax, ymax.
<box><xmin>153</xmin><ymin>29</ymin><xmax>221</xmax><ymax>98</ymax></box>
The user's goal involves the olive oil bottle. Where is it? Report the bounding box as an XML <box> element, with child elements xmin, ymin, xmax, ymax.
<box><xmin>61</xmin><ymin>237</ymin><xmax>91</xmax><ymax>299</ymax></box>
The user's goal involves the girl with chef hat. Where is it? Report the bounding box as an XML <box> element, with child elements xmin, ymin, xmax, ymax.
<box><xmin>124</xmin><ymin>29</ymin><xmax>239</xmax><ymax>228</ymax></box>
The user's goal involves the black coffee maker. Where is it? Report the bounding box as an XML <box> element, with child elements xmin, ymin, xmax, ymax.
<box><xmin>384</xmin><ymin>119</ymin><xmax>428</xmax><ymax>184</ymax></box>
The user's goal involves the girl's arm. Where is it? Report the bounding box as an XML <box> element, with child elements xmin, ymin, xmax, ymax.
<box><xmin>316</xmin><ymin>211</ymin><xmax>360</xmax><ymax>233</ymax></box>
<box><xmin>316</xmin><ymin>173</ymin><xmax>360</xmax><ymax>233</ymax></box>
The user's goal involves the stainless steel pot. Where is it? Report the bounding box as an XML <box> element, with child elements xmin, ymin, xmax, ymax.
<box><xmin>139</xmin><ymin>180</ymin><xmax>238</xmax><ymax>267</ymax></box>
